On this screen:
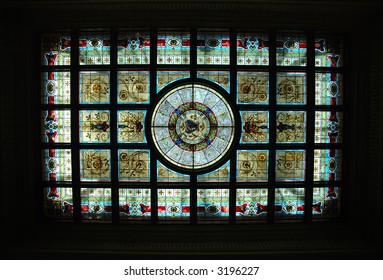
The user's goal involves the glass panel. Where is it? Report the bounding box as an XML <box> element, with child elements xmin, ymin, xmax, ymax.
<box><xmin>237</xmin><ymin>72</ymin><xmax>269</xmax><ymax>104</ymax></box>
<box><xmin>41</xmin><ymin>32</ymin><xmax>71</xmax><ymax>66</ymax></box>
<box><xmin>80</xmin><ymin>149</ymin><xmax>111</xmax><ymax>181</ymax></box>
<box><xmin>41</xmin><ymin>71</ymin><xmax>71</xmax><ymax>105</ymax></box>
<box><xmin>79</xmin><ymin>110</ymin><xmax>110</xmax><ymax>143</ymax></box>
<box><xmin>79</xmin><ymin>32</ymin><xmax>110</xmax><ymax>65</ymax></box>
<box><xmin>312</xmin><ymin>187</ymin><xmax>341</xmax><ymax>218</ymax></box>
<box><xmin>118</xmin><ymin>150</ymin><xmax>150</xmax><ymax>182</ymax></box>
<box><xmin>41</xmin><ymin>110</ymin><xmax>71</xmax><ymax>143</ymax></box>
<box><xmin>44</xmin><ymin>187</ymin><xmax>73</xmax><ymax>219</ymax></box>
<box><xmin>276</xmin><ymin>32</ymin><xmax>307</xmax><ymax>66</ymax></box>
<box><xmin>157</xmin><ymin>70</ymin><xmax>190</xmax><ymax>93</ymax></box>
<box><xmin>42</xmin><ymin>149</ymin><xmax>72</xmax><ymax>182</ymax></box>
<box><xmin>197</xmin><ymin>70</ymin><xmax>230</xmax><ymax>92</ymax></box>
<box><xmin>240</xmin><ymin>111</ymin><xmax>269</xmax><ymax>144</ymax></box>
<box><xmin>197</xmin><ymin>30</ymin><xmax>230</xmax><ymax>65</ymax></box>
<box><xmin>315</xmin><ymin>111</ymin><xmax>343</xmax><ymax>143</ymax></box>
<box><xmin>152</xmin><ymin>84</ymin><xmax>234</xmax><ymax>170</ymax></box>
<box><xmin>197</xmin><ymin>161</ymin><xmax>230</xmax><ymax>182</ymax></box>
<box><xmin>157</xmin><ymin>30</ymin><xmax>190</xmax><ymax>64</ymax></box>
<box><xmin>81</xmin><ymin>188</ymin><xmax>112</xmax><ymax>221</ymax></box>
<box><xmin>237</xmin><ymin>30</ymin><xmax>269</xmax><ymax>66</ymax></box>
<box><xmin>275</xmin><ymin>188</ymin><xmax>305</xmax><ymax>220</ymax></box>
<box><xmin>118</xmin><ymin>30</ymin><xmax>150</xmax><ymax>64</ymax></box>
<box><xmin>119</xmin><ymin>189</ymin><xmax>151</xmax><ymax>222</ymax></box>
<box><xmin>79</xmin><ymin>71</ymin><xmax>110</xmax><ymax>104</ymax></box>
<box><xmin>276</xmin><ymin>111</ymin><xmax>306</xmax><ymax>143</ymax></box>
<box><xmin>117</xmin><ymin>71</ymin><xmax>150</xmax><ymax>104</ymax></box>
<box><xmin>237</xmin><ymin>150</ymin><xmax>268</xmax><ymax>182</ymax></box>
<box><xmin>236</xmin><ymin>188</ymin><xmax>268</xmax><ymax>222</ymax></box>
<box><xmin>277</xmin><ymin>72</ymin><xmax>307</xmax><ymax>104</ymax></box>
<box><xmin>315</xmin><ymin>35</ymin><xmax>343</xmax><ymax>67</ymax></box>
<box><xmin>314</xmin><ymin>149</ymin><xmax>342</xmax><ymax>181</ymax></box>
<box><xmin>276</xmin><ymin>150</ymin><xmax>306</xmax><ymax>182</ymax></box>
<box><xmin>197</xmin><ymin>189</ymin><xmax>230</xmax><ymax>223</ymax></box>
<box><xmin>117</xmin><ymin>110</ymin><xmax>146</xmax><ymax>143</ymax></box>
<box><xmin>315</xmin><ymin>72</ymin><xmax>343</xmax><ymax>105</ymax></box>
<box><xmin>157</xmin><ymin>161</ymin><xmax>190</xmax><ymax>182</ymax></box>
<box><xmin>158</xmin><ymin>189</ymin><xmax>190</xmax><ymax>223</ymax></box>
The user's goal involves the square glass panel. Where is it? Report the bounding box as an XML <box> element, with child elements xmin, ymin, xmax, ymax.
<box><xmin>276</xmin><ymin>150</ymin><xmax>306</xmax><ymax>181</ymax></box>
<box><xmin>118</xmin><ymin>29</ymin><xmax>150</xmax><ymax>64</ymax></box>
<box><xmin>275</xmin><ymin>188</ymin><xmax>305</xmax><ymax>220</ymax></box>
<box><xmin>237</xmin><ymin>30</ymin><xmax>269</xmax><ymax>66</ymax></box>
<box><xmin>79</xmin><ymin>31</ymin><xmax>110</xmax><ymax>65</ymax></box>
<box><xmin>42</xmin><ymin>149</ymin><xmax>72</xmax><ymax>182</ymax></box>
<box><xmin>79</xmin><ymin>71</ymin><xmax>110</xmax><ymax>104</ymax></box>
<box><xmin>81</xmin><ymin>188</ymin><xmax>112</xmax><ymax>222</ymax></box>
<box><xmin>44</xmin><ymin>187</ymin><xmax>73</xmax><ymax>220</ymax></box>
<box><xmin>158</xmin><ymin>189</ymin><xmax>190</xmax><ymax>223</ymax></box>
<box><xmin>314</xmin><ymin>149</ymin><xmax>342</xmax><ymax>181</ymax></box>
<box><xmin>315</xmin><ymin>111</ymin><xmax>343</xmax><ymax>143</ymax></box>
<box><xmin>237</xmin><ymin>72</ymin><xmax>269</xmax><ymax>104</ymax></box>
<box><xmin>41</xmin><ymin>72</ymin><xmax>71</xmax><ymax>105</ymax></box>
<box><xmin>157</xmin><ymin>30</ymin><xmax>190</xmax><ymax>64</ymax></box>
<box><xmin>41</xmin><ymin>110</ymin><xmax>71</xmax><ymax>143</ymax></box>
<box><xmin>117</xmin><ymin>110</ymin><xmax>146</xmax><ymax>143</ymax></box>
<box><xmin>117</xmin><ymin>71</ymin><xmax>150</xmax><ymax>104</ymax></box>
<box><xmin>79</xmin><ymin>110</ymin><xmax>110</xmax><ymax>143</ymax></box>
<box><xmin>41</xmin><ymin>32</ymin><xmax>71</xmax><ymax>66</ymax></box>
<box><xmin>118</xmin><ymin>150</ymin><xmax>150</xmax><ymax>182</ymax></box>
<box><xmin>237</xmin><ymin>150</ymin><xmax>268</xmax><ymax>182</ymax></box>
<box><xmin>197</xmin><ymin>30</ymin><xmax>230</xmax><ymax>65</ymax></box>
<box><xmin>197</xmin><ymin>189</ymin><xmax>230</xmax><ymax>223</ymax></box>
<box><xmin>240</xmin><ymin>111</ymin><xmax>269</xmax><ymax>144</ymax></box>
<box><xmin>80</xmin><ymin>149</ymin><xmax>111</xmax><ymax>182</ymax></box>
<box><xmin>236</xmin><ymin>188</ymin><xmax>268</xmax><ymax>222</ymax></box>
<box><xmin>119</xmin><ymin>189</ymin><xmax>151</xmax><ymax>221</ymax></box>
<box><xmin>276</xmin><ymin>32</ymin><xmax>307</xmax><ymax>66</ymax></box>
<box><xmin>276</xmin><ymin>111</ymin><xmax>306</xmax><ymax>143</ymax></box>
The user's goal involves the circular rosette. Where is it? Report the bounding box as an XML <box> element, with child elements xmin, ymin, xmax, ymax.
<box><xmin>151</xmin><ymin>83</ymin><xmax>235</xmax><ymax>171</ymax></box>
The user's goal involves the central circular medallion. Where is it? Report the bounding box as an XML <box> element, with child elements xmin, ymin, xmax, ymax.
<box><xmin>151</xmin><ymin>83</ymin><xmax>235</xmax><ymax>171</ymax></box>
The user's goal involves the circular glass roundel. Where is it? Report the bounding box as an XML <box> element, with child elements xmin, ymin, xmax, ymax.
<box><xmin>151</xmin><ymin>84</ymin><xmax>235</xmax><ymax>171</ymax></box>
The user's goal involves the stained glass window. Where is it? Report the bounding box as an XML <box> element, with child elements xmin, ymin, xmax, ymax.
<box><xmin>40</xmin><ymin>29</ymin><xmax>344</xmax><ymax>223</ymax></box>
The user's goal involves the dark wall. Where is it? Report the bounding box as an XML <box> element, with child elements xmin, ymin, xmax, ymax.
<box><xmin>1</xmin><ymin>0</ymin><xmax>382</xmax><ymax>258</ymax></box>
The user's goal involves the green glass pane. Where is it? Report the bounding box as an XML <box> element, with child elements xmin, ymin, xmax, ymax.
<box><xmin>41</xmin><ymin>71</ymin><xmax>71</xmax><ymax>105</ymax></box>
<box><xmin>81</xmin><ymin>188</ymin><xmax>112</xmax><ymax>222</ymax></box>
<box><xmin>117</xmin><ymin>71</ymin><xmax>150</xmax><ymax>104</ymax></box>
<box><xmin>315</xmin><ymin>111</ymin><xmax>343</xmax><ymax>143</ymax></box>
<box><xmin>79</xmin><ymin>110</ymin><xmax>110</xmax><ymax>143</ymax></box>
<box><xmin>197</xmin><ymin>161</ymin><xmax>230</xmax><ymax>182</ymax></box>
<box><xmin>42</xmin><ymin>149</ymin><xmax>72</xmax><ymax>182</ymax></box>
<box><xmin>237</xmin><ymin>150</ymin><xmax>268</xmax><ymax>182</ymax></box>
<box><xmin>275</xmin><ymin>188</ymin><xmax>305</xmax><ymax>220</ymax></box>
<box><xmin>315</xmin><ymin>72</ymin><xmax>343</xmax><ymax>105</ymax></box>
<box><xmin>157</xmin><ymin>70</ymin><xmax>190</xmax><ymax>93</ymax></box>
<box><xmin>240</xmin><ymin>111</ymin><xmax>269</xmax><ymax>144</ymax></box>
<box><xmin>237</xmin><ymin>72</ymin><xmax>269</xmax><ymax>104</ymax></box>
<box><xmin>237</xmin><ymin>30</ymin><xmax>269</xmax><ymax>66</ymax></box>
<box><xmin>118</xmin><ymin>30</ymin><xmax>150</xmax><ymax>64</ymax></box>
<box><xmin>117</xmin><ymin>110</ymin><xmax>146</xmax><ymax>143</ymax></box>
<box><xmin>276</xmin><ymin>32</ymin><xmax>307</xmax><ymax>66</ymax></box>
<box><xmin>197</xmin><ymin>70</ymin><xmax>230</xmax><ymax>92</ymax></box>
<box><xmin>158</xmin><ymin>189</ymin><xmax>190</xmax><ymax>223</ymax></box>
<box><xmin>79</xmin><ymin>71</ymin><xmax>110</xmax><ymax>104</ymax></box>
<box><xmin>197</xmin><ymin>30</ymin><xmax>230</xmax><ymax>65</ymax></box>
<box><xmin>275</xmin><ymin>150</ymin><xmax>306</xmax><ymax>181</ymax></box>
<box><xmin>79</xmin><ymin>32</ymin><xmax>110</xmax><ymax>65</ymax></box>
<box><xmin>236</xmin><ymin>188</ymin><xmax>268</xmax><ymax>222</ymax></box>
<box><xmin>119</xmin><ymin>189</ymin><xmax>151</xmax><ymax>221</ymax></box>
<box><xmin>157</xmin><ymin>30</ymin><xmax>190</xmax><ymax>64</ymax></box>
<box><xmin>80</xmin><ymin>149</ymin><xmax>111</xmax><ymax>182</ymax></box>
<box><xmin>118</xmin><ymin>150</ymin><xmax>150</xmax><ymax>182</ymax></box>
<box><xmin>41</xmin><ymin>110</ymin><xmax>71</xmax><ymax>143</ymax></box>
<box><xmin>277</xmin><ymin>72</ymin><xmax>307</xmax><ymax>104</ymax></box>
<box><xmin>314</xmin><ymin>149</ymin><xmax>342</xmax><ymax>181</ymax></box>
<box><xmin>157</xmin><ymin>161</ymin><xmax>190</xmax><ymax>182</ymax></box>
<box><xmin>276</xmin><ymin>111</ymin><xmax>306</xmax><ymax>143</ymax></box>
<box><xmin>197</xmin><ymin>189</ymin><xmax>230</xmax><ymax>223</ymax></box>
